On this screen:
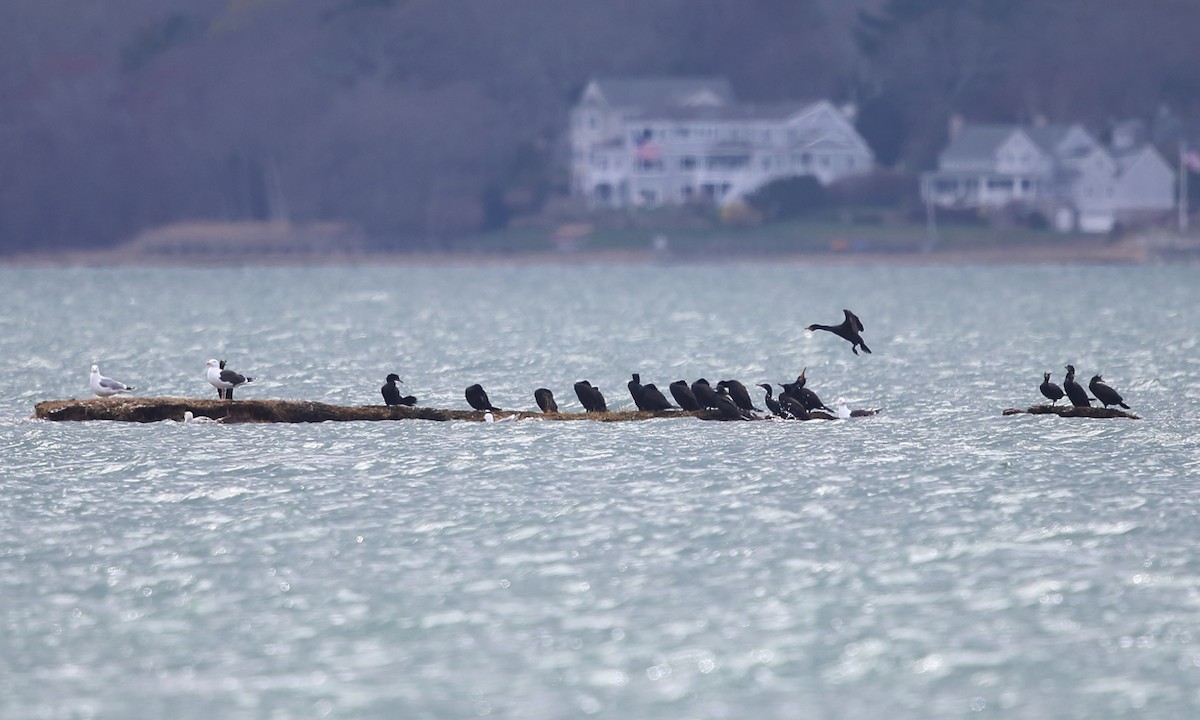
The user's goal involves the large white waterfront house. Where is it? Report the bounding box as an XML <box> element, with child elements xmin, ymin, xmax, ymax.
<box><xmin>568</xmin><ymin>77</ymin><xmax>874</xmax><ymax>209</ymax></box>
<box><xmin>920</xmin><ymin>122</ymin><xmax>1177</xmax><ymax>233</ymax></box>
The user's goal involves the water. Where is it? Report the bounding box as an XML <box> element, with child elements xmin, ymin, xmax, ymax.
<box><xmin>3</xmin><ymin>262</ymin><xmax>1200</xmax><ymax>719</ymax></box>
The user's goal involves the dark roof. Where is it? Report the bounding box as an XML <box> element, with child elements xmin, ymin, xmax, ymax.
<box><xmin>940</xmin><ymin>125</ymin><xmax>1021</xmax><ymax>164</ymax></box>
<box><xmin>627</xmin><ymin>100</ymin><xmax>823</xmax><ymax>122</ymax></box>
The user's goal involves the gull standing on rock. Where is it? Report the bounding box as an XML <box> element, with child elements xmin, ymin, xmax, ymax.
<box><xmin>90</xmin><ymin>364</ymin><xmax>134</xmax><ymax>397</ymax></box>
<box><xmin>207</xmin><ymin>358</ymin><xmax>254</xmax><ymax>400</ymax></box>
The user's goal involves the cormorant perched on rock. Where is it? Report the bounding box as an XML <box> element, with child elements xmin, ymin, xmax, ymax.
<box><xmin>718</xmin><ymin>379</ymin><xmax>760</xmax><ymax>412</ymax></box>
<box><xmin>757</xmin><ymin>383</ymin><xmax>785</xmax><ymax>418</ymax></box>
<box><xmin>639</xmin><ymin>383</ymin><xmax>675</xmax><ymax>411</ymax></box>
<box><xmin>1062</xmin><ymin>365</ymin><xmax>1091</xmax><ymax>407</ymax></box>
<box><xmin>669</xmin><ymin>380</ymin><xmax>702</xmax><ymax>411</ymax></box>
<box><xmin>465</xmin><ymin>383</ymin><xmax>501</xmax><ymax>412</ymax></box>
<box><xmin>534</xmin><ymin>388</ymin><xmax>558</xmax><ymax>413</ymax></box>
<box><xmin>807</xmin><ymin>309</ymin><xmax>871</xmax><ymax>355</ymax></box>
<box><xmin>207</xmin><ymin>358</ymin><xmax>253</xmax><ymax>400</ymax></box>
<box><xmin>691</xmin><ymin>378</ymin><xmax>720</xmax><ymax>409</ymax></box>
<box><xmin>1039</xmin><ymin>372</ymin><xmax>1064</xmax><ymax>405</ymax></box>
<box><xmin>574</xmin><ymin>380</ymin><xmax>608</xmax><ymax>413</ymax></box>
<box><xmin>712</xmin><ymin>386</ymin><xmax>748</xmax><ymax>420</ymax></box>
<box><xmin>795</xmin><ymin>369</ymin><xmax>833</xmax><ymax>412</ymax></box>
<box><xmin>778</xmin><ymin>388</ymin><xmax>810</xmax><ymax>420</ymax></box>
<box><xmin>627</xmin><ymin>373</ymin><xmax>648</xmax><ymax>410</ymax></box>
<box><xmin>1089</xmin><ymin>374</ymin><xmax>1130</xmax><ymax>409</ymax></box>
<box><xmin>381</xmin><ymin>374</ymin><xmax>417</xmax><ymax>406</ymax></box>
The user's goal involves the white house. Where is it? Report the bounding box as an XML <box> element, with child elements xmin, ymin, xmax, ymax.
<box><xmin>569</xmin><ymin>77</ymin><xmax>874</xmax><ymax>209</ymax></box>
<box><xmin>921</xmin><ymin>122</ymin><xmax>1176</xmax><ymax>233</ymax></box>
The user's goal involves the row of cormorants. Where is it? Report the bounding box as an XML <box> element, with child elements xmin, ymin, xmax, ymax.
<box><xmin>382</xmin><ymin>308</ymin><xmax>877</xmax><ymax>418</ymax></box>
<box><xmin>422</xmin><ymin>369</ymin><xmax>844</xmax><ymax>421</ymax></box>
<box><xmin>1039</xmin><ymin>365</ymin><xmax>1131</xmax><ymax>409</ymax></box>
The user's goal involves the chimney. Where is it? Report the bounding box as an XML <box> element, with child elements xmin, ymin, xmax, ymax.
<box><xmin>948</xmin><ymin>113</ymin><xmax>964</xmax><ymax>138</ymax></box>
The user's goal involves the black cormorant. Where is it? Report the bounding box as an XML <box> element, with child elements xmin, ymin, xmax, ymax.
<box><xmin>1062</xmin><ymin>365</ymin><xmax>1092</xmax><ymax>407</ymax></box>
<box><xmin>1039</xmin><ymin>372</ymin><xmax>1064</xmax><ymax>405</ymax></box>
<box><xmin>627</xmin><ymin>373</ymin><xmax>648</xmax><ymax>410</ymax></box>
<box><xmin>795</xmin><ymin>369</ymin><xmax>833</xmax><ymax>412</ymax></box>
<box><xmin>534</xmin><ymin>388</ymin><xmax>558</xmax><ymax>413</ymax></box>
<box><xmin>712</xmin><ymin>386</ymin><xmax>748</xmax><ymax>420</ymax></box>
<box><xmin>574</xmin><ymin>380</ymin><xmax>608</xmax><ymax>413</ymax></box>
<box><xmin>381</xmin><ymin>374</ymin><xmax>417</xmax><ymax>406</ymax></box>
<box><xmin>807</xmin><ymin>309</ymin><xmax>872</xmax><ymax>355</ymax></box>
<box><xmin>757</xmin><ymin>383</ymin><xmax>785</xmax><ymax>418</ymax></box>
<box><xmin>669</xmin><ymin>380</ymin><xmax>702</xmax><ymax>411</ymax></box>
<box><xmin>639</xmin><ymin>383</ymin><xmax>675</xmax><ymax>411</ymax></box>
<box><xmin>691</xmin><ymin>378</ymin><xmax>720</xmax><ymax>409</ymax></box>
<box><xmin>465</xmin><ymin>383</ymin><xmax>501</xmax><ymax>412</ymax></box>
<box><xmin>718</xmin><ymin>379</ymin><xmax>760</xmax><ymax>412</ymax></box>
<box><xmin>1089</xmin><ymin>374</ymin><xmax>1130</xmax><ymax>409</ymax></box>
<box><xmin>779</xmin><ymin>390</ymin><xmax>810</xmax><ymax>420</ymax></box>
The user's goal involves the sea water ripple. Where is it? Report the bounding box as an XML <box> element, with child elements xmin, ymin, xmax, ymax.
<box><xmin>2</xmin><ymin>264</ymin><xmax>1200</xmax><ymax>718</ymax></box>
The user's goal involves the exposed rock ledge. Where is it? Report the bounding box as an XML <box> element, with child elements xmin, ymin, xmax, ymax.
<box><xmin>1002</xmin><ymin>404</ymin><xmax>1140</xmax><ymax>419</ymax></box>
<box><xmin>33</xmin><ymin>397</ymin><xmax>871</xmax><ymax>424</ymax></box>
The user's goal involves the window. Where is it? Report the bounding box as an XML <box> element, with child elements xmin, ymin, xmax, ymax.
<box><xmin>934</xmin><ymin>179</ymin><xmax>959</xmax><ymax>194</ymax></box>
<box><xmin>680</xmin><ymin>156</ymin><xmax>697</xmax><ymax>170</ymax></box>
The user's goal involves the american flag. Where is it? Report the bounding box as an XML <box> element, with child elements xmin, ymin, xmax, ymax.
<box><xmin>634</xmin><ymin>133</ymin><xmax>662</xmax><ymax>162</ymax></box>
<box><xmin>1185</xmin><ymin>148</ymin><xmax>1200</xmax><ymax>173</ymax></box>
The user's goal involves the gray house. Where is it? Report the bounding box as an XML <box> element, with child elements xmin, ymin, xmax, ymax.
<box><xmin>921</xmin><ymin>122</ymin><xmax>1176</xmax><ymax>233</ymax></box>
<box><xmin>569</xmin><ymin>77</ymin><xmax>874</xmax><ymax>209</ymax></box>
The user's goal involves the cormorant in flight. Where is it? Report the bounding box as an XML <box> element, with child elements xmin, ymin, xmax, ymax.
<box><xmin>574</xmin><ymin>380</ymin><xmax>608</xmax><ymax>413</ymax></box>
<box><xmin>465</xmin><ymin>383</ymin><xmax>501</xmax><ymax>412</ymax></box>
<box><xmin>1089</xmin><ymin>374</ymin><xmax>1130</xmax><ymax>409</ymax></box>
<box><xmin>381</xmin><ymin>374</ymin><xmax>417</xmax><ymax>406</ymax></box>
<box><xmin>1062</xmin><ymin>365</ymin><xmax>1091</xmax><ymax>407</ymax></box>
<box><xmin>534</xmin><ymin>387</ymin><xmax>558</xmax><ymax>413</ymax></box>
<box><xmin>669</xmin><ymin>380</ymin><xmax>702</xmax><ymax>411</ymax></box>
<box><xmin>807</xmin><ymin>309</ymin><xmax>871</xmax><ymax>355</ymax></box>
<box><xmin>1039</xmin><ymin>372</ymin><xmax>1064</xmax><ymax>405</ymax></box>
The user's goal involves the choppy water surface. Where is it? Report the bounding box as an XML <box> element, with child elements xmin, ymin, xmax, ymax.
<box><xmin>3</xmin><ymin>262</ymin><xmax>1200</xmax><ymax>719</ymax></box>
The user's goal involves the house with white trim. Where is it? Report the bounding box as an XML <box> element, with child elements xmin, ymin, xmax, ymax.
<box><xmin>920</xmin><ymin>122</ymin><xmax>1176</xmax><ymax>233</ymax></box>
<box><xmin>568</xmin><ymin>77</ymin><xmax>874</xmax><ymax>209</ymax></box>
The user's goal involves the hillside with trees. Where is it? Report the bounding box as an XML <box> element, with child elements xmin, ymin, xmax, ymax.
<box><xmin>2</xmin><ymin>0</ymin><xmax>1198</xmax><ymax>254</ymax></box>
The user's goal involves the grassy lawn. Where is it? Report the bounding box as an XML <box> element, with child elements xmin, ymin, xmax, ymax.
<box><xmin>452</xmin><ymin>216</ymin><xmax>1100</xmax><ymax>256</ymax></box>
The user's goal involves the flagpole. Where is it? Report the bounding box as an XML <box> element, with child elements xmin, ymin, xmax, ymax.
<box><xmin>1181</xmin><ymin>142</ymin><xmax>1189</xmax><ymax>235</ymax></box>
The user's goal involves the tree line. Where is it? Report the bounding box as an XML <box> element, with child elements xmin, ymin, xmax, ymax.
<box><xmin>3</xmin><ymin>0</ymin><xmax>1198</xmax><ymax>254</ymax></box>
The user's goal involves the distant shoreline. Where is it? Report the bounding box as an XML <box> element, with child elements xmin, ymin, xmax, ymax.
<box><xmin>0</xmin><ymin>241</ymin><xmax>1165</xmax><ymax>269</ymax></box>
